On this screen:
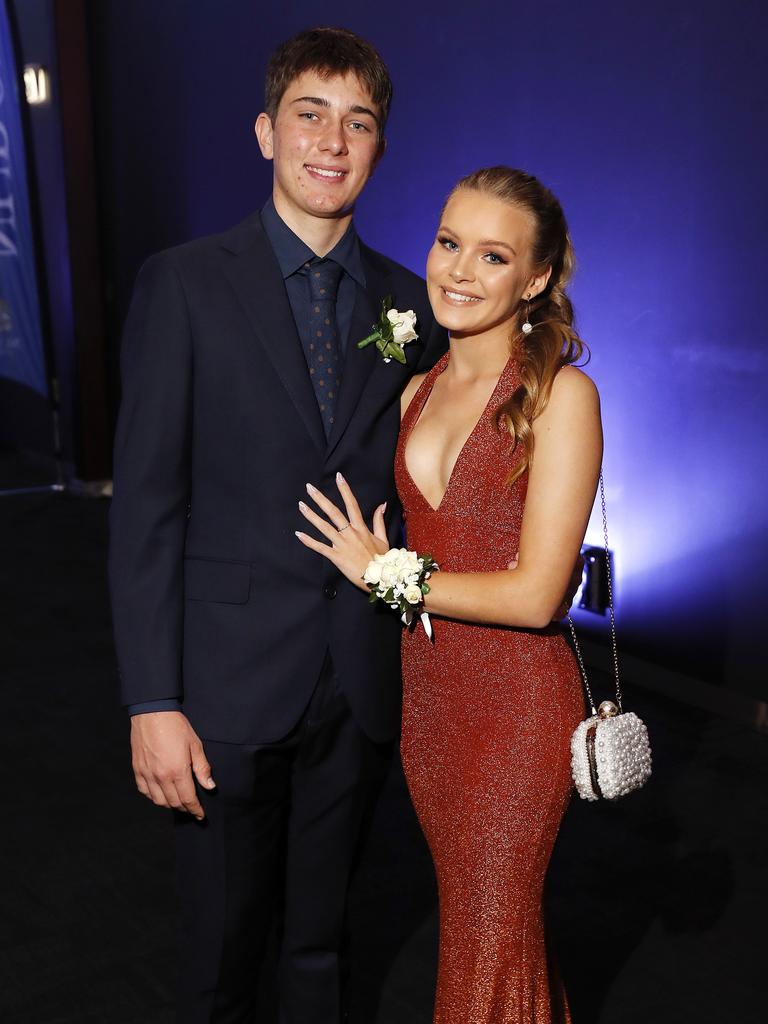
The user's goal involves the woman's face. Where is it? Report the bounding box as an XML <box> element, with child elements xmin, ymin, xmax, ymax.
<box><xmin>426</xmin><ymin>190</ymin><xmax>542</xmax><ymax>337</ymax></box>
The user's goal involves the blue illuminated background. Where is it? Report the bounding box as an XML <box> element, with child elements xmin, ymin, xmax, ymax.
<box><xmin>80</xmin><ymin>0</ymin><xmax>768</xmax><ymax>699</ymax></box>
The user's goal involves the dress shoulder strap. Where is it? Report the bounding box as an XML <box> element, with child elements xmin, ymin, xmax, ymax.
<box><xmin>401</xmin><ymin>352</ymin><xmax>450</xmax><ymax>434</ymax></box>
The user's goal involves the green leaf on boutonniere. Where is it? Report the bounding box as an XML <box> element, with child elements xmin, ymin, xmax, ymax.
<box><xmin>358</xmin><ymin>295</ymin><xmax>394</xmax><ymax>351</ymax></box>
<box><xmin>383</xmin><ymin>341</ymin><xmax>407</xmax><ymax>364</ymax></box>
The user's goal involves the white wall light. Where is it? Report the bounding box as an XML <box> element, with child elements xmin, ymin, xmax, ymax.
<box><xmin>23</xmin><ymin>65</ymin><xmax>50</xmax><ymax>106</ymax></box>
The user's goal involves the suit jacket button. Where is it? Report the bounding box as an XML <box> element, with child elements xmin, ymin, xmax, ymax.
<box><xmin>323</xmin><ymin>583</ymin><xmax>337</xmax><ymax>600</ymax></box>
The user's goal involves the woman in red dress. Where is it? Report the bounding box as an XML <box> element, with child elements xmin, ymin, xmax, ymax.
<box><xmin>297</xmin><ymin>166</ymin><xmax>603</xmax><ymax>1023</ymax></box>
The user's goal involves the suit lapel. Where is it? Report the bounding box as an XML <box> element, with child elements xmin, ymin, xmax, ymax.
<box><xmin>221</xmin><ymin>218</ymin><xmax>326</xmax><ymax>453</ymax></box>
<box><xmin>325</xmin><ymin>285</ymin><xmax>379</xmax><ymax>454</ymax></box>
<box><xmin>325</xmin><ymin>251</ymin><xmax>395</xmax><ymax>456</ymax></box>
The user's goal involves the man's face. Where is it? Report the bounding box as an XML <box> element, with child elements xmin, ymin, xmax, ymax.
<box><xmin>256</xmin><ymin>70</ymin><xmax>385</xmax><ymax>221</ymax></box>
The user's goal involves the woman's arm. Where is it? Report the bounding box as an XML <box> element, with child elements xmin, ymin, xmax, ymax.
<box><xmin>422</xmin><ymin>367</ymin><xmax>602</xmax><ymax>628</ymax></box>
<box><xmin>297</xmin><ymin>366</ymin><xmax>602</xmax><ymax>629</ymax></box>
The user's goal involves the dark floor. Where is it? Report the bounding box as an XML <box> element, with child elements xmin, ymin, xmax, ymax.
<box><xmin>1</xmin><ymin>480</ymin><xmax>766</xmax><ymax>1023</ymax></box>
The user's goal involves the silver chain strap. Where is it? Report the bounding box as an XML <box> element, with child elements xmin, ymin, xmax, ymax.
<box><xmin>567</xmin><ymin>470</ymin><xmax>623</xmax><ymax>716</ymax></box>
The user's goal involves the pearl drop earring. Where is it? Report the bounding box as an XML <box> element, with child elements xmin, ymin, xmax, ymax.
<box><xmin>521</xmin><ymin>294</ymin><xmax>533</xmax><ymax>335</ymax></box>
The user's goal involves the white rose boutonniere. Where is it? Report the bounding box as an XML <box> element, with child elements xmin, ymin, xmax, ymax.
<box><xmin>357</xmin><ymin>295</ymin><xmax>419</xmax><ymax>364</ymax></box>
<box><xmin>387</xmin><ymin>308</ymin><xmax>418</xmax><ymax>346</ymax></box>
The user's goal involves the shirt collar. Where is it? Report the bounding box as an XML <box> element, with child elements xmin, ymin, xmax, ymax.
<box><xmin>261</xmin><ymin>197</ymin><xmax>366</xmax><ymax>288</ymax></box>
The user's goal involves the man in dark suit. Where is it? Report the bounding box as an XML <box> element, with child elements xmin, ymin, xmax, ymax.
<box><xmin>109</xmin><ymin>27</ymin><xmax>447</xmax><ymax>1023</ymax></box>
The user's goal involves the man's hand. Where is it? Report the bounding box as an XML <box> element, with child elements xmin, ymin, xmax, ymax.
<box><xmin>507</xmin><ymin>551</ymin><xmax>585</xmax><ymax>622</ymax></box>
<box><xmin>130</xmin><ymin>711</ymin><xmax>215</xmax><ymax>820</ymax></box>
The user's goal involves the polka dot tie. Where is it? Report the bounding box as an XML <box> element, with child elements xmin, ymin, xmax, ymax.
<box><xmin>307</xmin><ymin>257</ymin><xmax>344</xmax><ymax>437</ymax></box>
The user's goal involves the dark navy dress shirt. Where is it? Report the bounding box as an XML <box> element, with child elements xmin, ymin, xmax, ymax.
<box><xmin>127</xmin><ymin>199</ymin><xmax>366</xmax><ymax>716</ymax></box>
<box><xmin>261</xmin><ymin>196</ymin><xmax>365</xmax><ymax>359</ymax></box>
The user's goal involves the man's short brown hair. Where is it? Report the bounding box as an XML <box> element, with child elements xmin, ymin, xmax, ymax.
<box><xmin>264</xmin><ymin>27</ymin><xmax>393</xmax><ymax>136</ymax></box>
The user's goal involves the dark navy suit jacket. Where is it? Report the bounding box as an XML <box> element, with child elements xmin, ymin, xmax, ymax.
<box><xmin>108</xmin><ymin>210</ymin><xmax>447</xmax><ymax>744</ymax></box>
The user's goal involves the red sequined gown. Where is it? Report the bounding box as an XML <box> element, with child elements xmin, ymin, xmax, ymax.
<box><xmin>395</xmin><ymin>353</ymin><xmax>583</xmax><ymax>1024</ymax></box>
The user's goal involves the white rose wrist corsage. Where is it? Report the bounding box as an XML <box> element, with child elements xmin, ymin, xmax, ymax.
<box><xmin>362</xmin><ymin>547</ymin><xmax>438</xmax><ymax>638</ymax></box>
<box><xmin>357</xmin><ymin>296</ymin><xmax>418</xmax><ymax>364</ymax></box>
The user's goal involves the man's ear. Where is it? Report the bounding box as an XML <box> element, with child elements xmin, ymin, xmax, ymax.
<box><xmin>255</xmin><ymin>113</ymin><xmax>274</xmax><ymax>160</ymax></box>
<box><xmin>371</xmin><ymin>135</ymin><xmax>387</xmax><ymax>173</ymax></box>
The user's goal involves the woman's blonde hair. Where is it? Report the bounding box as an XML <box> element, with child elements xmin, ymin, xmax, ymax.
<box><xmin>445</xmin><ymin>166</ymin><xmax>588</xmax><ymax>483</ymax></box>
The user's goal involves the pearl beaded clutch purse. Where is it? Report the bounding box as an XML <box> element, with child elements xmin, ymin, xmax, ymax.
<box><xmin>568</xmin><ymin>473</ymin><xmax>652</xmax><ymax>801</ymax></box>
<box><xmin>570</xmin><ymin>705</ymin><xmax>651</xmax><ymax>801</ymax></box>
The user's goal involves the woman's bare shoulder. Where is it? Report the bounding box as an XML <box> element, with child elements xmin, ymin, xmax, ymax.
<box><xmin>532</xmin><ymin>364</ymin><xmax>601</xmax><ymax>440</ymax></box>
<box><xmin>550</xmin><ymin>364</ymin><xmax>601</xmax><ymax>410</ymax></box>
<box><xmin>401</xmin><ymin>372</ymin><xmax>429</xmax><ymax>419</ymax></box>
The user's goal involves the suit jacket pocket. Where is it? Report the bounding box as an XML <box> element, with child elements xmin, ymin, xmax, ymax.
<box><xmin>184</xmin><ymin>558</ymin><xmax>251</xmax><ymax>604</ymax></box>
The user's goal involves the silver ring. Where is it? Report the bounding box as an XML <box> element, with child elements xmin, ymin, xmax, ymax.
<box><xmin>338</xmin><ymin>523</ymin><xmax>350</xmax><ymax>533</ymax></box>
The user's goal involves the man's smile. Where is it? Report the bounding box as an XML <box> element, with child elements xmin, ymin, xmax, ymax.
<box><xmin>304</xmin><ymin>164</ymin><xmax>348</xmax><ymax>181</ymax></box>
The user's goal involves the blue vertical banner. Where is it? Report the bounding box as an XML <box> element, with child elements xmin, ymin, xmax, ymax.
<box><xmin>0</xmin><ymin>0</ymin><xmax>47</xmax><ymax>397</ymax></box>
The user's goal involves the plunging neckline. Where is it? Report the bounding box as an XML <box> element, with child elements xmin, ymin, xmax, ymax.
<box><xmin>403</xmin><ymin>353</ymin><xmax>514</xmax><ymax>513</ymax></box>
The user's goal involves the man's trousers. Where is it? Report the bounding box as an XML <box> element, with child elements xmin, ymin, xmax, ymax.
<box><xmin>174</xmin><ymin>658</ymin><xmax>392</xmax><ymax>1023</ymax></box>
